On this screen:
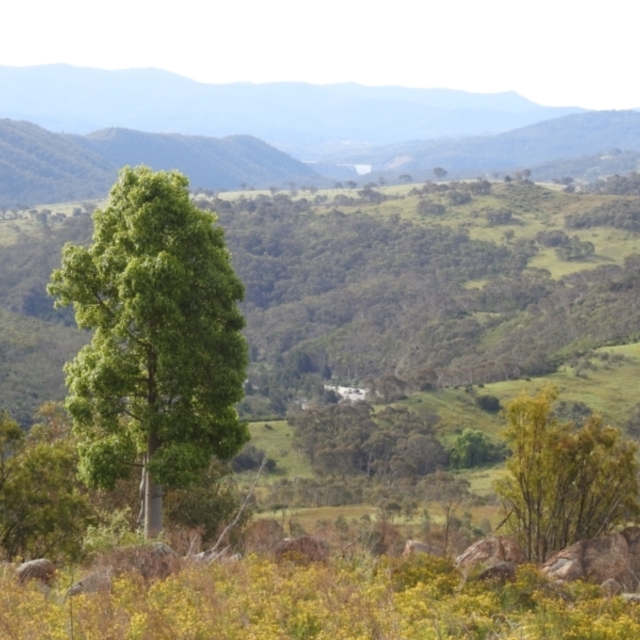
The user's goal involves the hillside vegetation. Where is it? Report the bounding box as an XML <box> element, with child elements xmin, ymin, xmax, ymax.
<box><xmin>3</xmin><ymin>177</ymin><xmax>640</xmax><ymax>435</ymax></box>
<box><xmin>0</xmin><ymin>119</ymin><xmax>115</xmax><ymax>205</ymax></box>
<box><xmin>0</xmin><ymin>119</ymin><xmax>318</xmax><ymax>206</ymax></box>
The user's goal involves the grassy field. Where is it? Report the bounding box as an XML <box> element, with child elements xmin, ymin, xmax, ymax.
<box><xmin>0</xmin><ymin>199</ymin><xmax>107</xmax><ymax>246</ymax></box>
<box><xmin>247</xmin><ymin>420</ymin><xmax>313</xmax><ymax>479</ymax></box>
<box><xmin>321</xmin><ymin>182</ymin><xmax>640</xmax><ymax>277</ymax></box>
<box><xmin>240</xmin><ymin>339</ymin><xmax>640</xmax><ymax>528</ymax></box>
<box><xmin>6</xmin><ymin>182</ymin><xmax>640</xmax><ymax>277</ymax></box>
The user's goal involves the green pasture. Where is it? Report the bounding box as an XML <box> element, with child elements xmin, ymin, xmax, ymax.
<box><xmin>401</xmin><ymin>388</ymin><xmax>504</xmax><ymax>439</ymax></box>
<box><xmin>0</xmin><ymin>199</ymin><xmax>106</xmax><ymax>246</ymax></box>
<box><xmin>247</xmin><ymin>420</ymin><xmax>313</xmax><ymax>479</ymax></box>
<box><xmin>471</xmin><ymin>343</ymin><xmax>640</xmax><ymax>428</ymax></box>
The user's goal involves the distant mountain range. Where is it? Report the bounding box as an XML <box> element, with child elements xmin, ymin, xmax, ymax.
<box><xmin>0</xmin><ymin>65</ymin><xmax>584</xmax><ymax>157</ymax></box>
<box><xmin>0</xmin><ymin>120</ymin><xmax>318</xmax><ymax>206</ymax></box>
<box><xmin>3</xmin><ymin>65</ymin><xmax>640</xmax><ymax>204</ymax></box>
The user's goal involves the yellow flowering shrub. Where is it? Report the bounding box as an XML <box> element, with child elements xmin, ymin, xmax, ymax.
<box><xmin>1</xmin><ymin>557</ymin><xmax>640</xmax><ymax>639</ymax></box>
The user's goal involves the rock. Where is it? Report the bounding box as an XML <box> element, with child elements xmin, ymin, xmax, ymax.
<box><xmin>99</xmin><ymin>544</ymin><xmax>181</xmax><ymax>582</ymax></box>
<box><xmin>621</xmin><ymin>527</ymin><xmax>640</xmax><ymax>581</ymax></box>
<box><xmin>475</xmin><ymin>561</ymin><xmax>518</xmax><ymax>583</ymax></box>
<box><xmin>15</xmin><ymin>559</ymin><xmax>56</xmax><ymax>586</ymax></box>
<box><xmin>402</xmin><ymin>540</ymin><xmax>443</xmax><ymax>557</ymax></box>
<box><xmin>66</xmin><ymin>571</ymin><xmax>111</xmax><ymax>598</ymax></box>
<box><xmin>148</xmin><ymin>542</ymin><xmax>177</xmax><ymax>557</ymax></box>
<box><xmin>542</xmin><ymin>532</ymin><xmax>635</xmax><ymax>589</ymax></box>
<box><xmin>275</xmin><ymin>536</ymin><xmax>330</xmax><ymax>564</ymax></box>
<box><xmin>600</xmin><ymin>578</ymin><xmax>623</xmax><ymax>596</ymax></box>
<box><xmin>188</xmin><ymin>549</ymin><xmax>242</xmax><ymax>564</ymax></box>
<box><xmin>455</xmin><ymin>536</ymin><xmax>526</xmax><ymax>578</ymax></box>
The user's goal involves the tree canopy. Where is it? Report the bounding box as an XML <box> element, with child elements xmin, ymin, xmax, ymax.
<box><xmin>48</xmin><ymin>166</ymin><xmax>248</xmax><ymax>536</ymax></box>
<box><xmin>495</xmin><ymin>387</ymin><xmax>640</xmax><ymax>563</ymax></box>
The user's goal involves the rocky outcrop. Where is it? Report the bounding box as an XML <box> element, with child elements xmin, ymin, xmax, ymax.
<box><xmin>475</xmin><ymin>561</ymin><xmax>518</xmax><ymax>583</ymax></box>
<box><xmin>97</xmin><ymin>543</ymin><xmax>180</xmax><ymax>582</ymax></box>
<box><xmin>275</xmin><ymin>536</ymin><xmax>330</xmax><ymax>564</ymax></box>
<box><xmin>455</xmin><ymin>536</ymin><xmax>526</xmax><ymax>578</ymax></box>
<box><xmin>15</xmin><ymin>559</ymin><xmax>56</xmax><ymax>586</ymax></box>
<box><xmin>66</xmin><ymin>571</ymin><xmax>112</xmax><ymax>598</ymax></box>
<box><xmin>402</xmin><ymin>540</ymin><xmax>443</xmax><ymax>557</ymax></box>
<box><xmin>542</xmin><ymin>531</ymin><xmax>635</xmax><ymax>589</ymax></box>
<box><xmin>621</xmin><ymin>527</ymin><xmax>640</xmax><ymax>580</ymax></box>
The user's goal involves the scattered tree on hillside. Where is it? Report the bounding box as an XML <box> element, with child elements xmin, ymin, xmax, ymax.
<box><xmin>291</xmin><ymin>403</ymin><xmax>445</xmax><ymax>479</ymax></box>
<box><xmin>495</xmin><ymin>387</ymin><xmax>640</xmax><ymax>563</ymax></box>
<box><xmin>555</xmin><ymin>236</ymin><xmax>595</xmax><ymax>261</ymax></box>
<box><xmin>450</xmin><ymin>429</ymin><xmax>505</xmax><ymax>469</ymax></box>
<box><xmin>48</xmin><ymin>166</ymin><xmax>248</xmax><ymax>538</ymax></box>
<box><xmin>433</xmin><ymin>167</ymin><xmax>447</xmax><ymax>180</ymax></box>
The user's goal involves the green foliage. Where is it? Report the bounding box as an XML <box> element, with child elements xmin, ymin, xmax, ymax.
<box><xmin>565</xmin><ymin>198</ymin><xmax>640</xmax><ymax>232</ymax></box>
<box><xmin>388</xmin><ymin>553</ymin><xmax>456</xmax><ymax>593</ymax></box>
<box><xmin>82</xmin><ymin>508</ymin><xmax>144</xmax><ymax>554</ymax></box>
<box><xmin>592</xmin><ymin>171</ymin><xmax>640</xmax><ymax>195</ymax></box>
<box><xmin>290</xmin><ymin>403</ymin><xmax>446</xmax><ymax>479</ymax></box>
<box><xmin>232</xmin><ymin>443</ymin><xmax>277</xmax><ymax>473</ymax></box>
<box><xmin>6</xmin><ymin>181</ymin><xmax>640</xmax><ymax>426</ymax></box>
<box><xmin>0</xmin><ymin>409</ymin><xmax>94</xmax><ymax>562</ymax></box>
<box><xmin>495</xmin><ymin>387</ymin><xmax>640</xmax><ymax>562</ymax></box>
<box><xmin>475</xmin><ymin>395</ymin><xmax>501</xmax><ymax>412</ymax></box>
<box><xmin>450</xmin><ymin>429</ymin><xmax>505</xmax><ymax>469</ymax></box>
<box><xmin>164</xmin><ymin>459</ymin><xmax>249</xmax><ymax>547</ymax></box>
<box><xmin>48</xmin><ymin>167</ymin><xmax>249</xmax><ymax>533</ymax></box>
<box><xmin>6</xmin><ymin>556</ymin><xmax>640</xmax><ymax>638</ymax></box>
<box><xmin>555</xmin><ymin>235</ymin><xmax>595</xmax><ymax>261</ymax></box>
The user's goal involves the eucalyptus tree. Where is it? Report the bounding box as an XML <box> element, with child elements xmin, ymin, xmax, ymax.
<box><xmin>49</xmin><ymin>166</ymin><xmax>248</xmax><ymax>537</ymax></box>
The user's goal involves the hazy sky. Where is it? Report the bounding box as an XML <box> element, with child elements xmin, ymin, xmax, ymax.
<box><xmin>2</xmin><ymin>0</ymin><xmax>636</xmax><ymax>110</ymax></box>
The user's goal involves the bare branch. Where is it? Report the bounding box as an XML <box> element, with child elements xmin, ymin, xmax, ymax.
<box><xmin>341</xmin><ymin>529</ymin><xmax>373</xmax><ymax>556</ymax></box>
<box><xmin>206</xmin><ymin>456</ymin><xmax>266</xmax><ymax>557</ymax></box>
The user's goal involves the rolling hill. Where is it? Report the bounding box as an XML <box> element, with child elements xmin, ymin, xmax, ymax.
<box><xmin>72</xmin><ymin>128</ymin><xmax>317</xmax><ymax>191</ymax></box>
<box><xmin>324</xmin><ymin>110</ymin><xmax>640</xmax><ymax>180</ymax></box>
<box><xmin>0</xmin><ymin>119</ymin><xmax>115</xmax><ymax>205</ymax></box>
<box><xmin>0</xmin><ymin>119</ymin><xmax>318</xmax><ymax>205</ymax></box>
<box><xmin>5</xmin><ymin>178</ymin><xmax>640</xmax><ymax>426</ymax></box>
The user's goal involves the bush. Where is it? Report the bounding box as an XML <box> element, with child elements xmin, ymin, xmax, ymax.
<box><xmin>476</xmin><ymin>395</ymin><xmax>501</xmax><ymax>412</ymax></box>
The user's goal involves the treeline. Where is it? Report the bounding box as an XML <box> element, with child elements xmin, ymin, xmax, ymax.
<box><xmin>565</xmin><ymin>198</ymin><xmax>640</xmax><ymax>232</ymax></box>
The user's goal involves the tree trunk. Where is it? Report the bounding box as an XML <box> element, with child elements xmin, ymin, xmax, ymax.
<box><xmin>144</xmin><ymin>432</ymin><xmax>163</xmax><ymax>538</ymax></box>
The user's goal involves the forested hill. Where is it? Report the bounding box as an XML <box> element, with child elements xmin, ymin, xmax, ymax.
<box><xmin>329</xmin><ymin>110</ymin><xmax>640</xmax><ymax>179</ymax></box>
<box><xmin>0</xmin><ymin>119</ymin><xmax>115</xmax><ymax>206</ymax></box>
<box><xmin>5</xmin><ymin>178</ymin><xmax>640</xmax><ymax>423</ymax></box>
<box><xmin>0</xmin><ymin>119</ymin><xmax>318</xmax><ymax>205</ymax></box>
<box><xmin>72</xmin><ymin>128</ymin><xmax>317</xmax><ymax>192</ymax></box>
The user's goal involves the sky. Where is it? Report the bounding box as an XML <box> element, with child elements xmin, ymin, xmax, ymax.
<box><xmin>2</xmin><ymin>0</ymin><xmax>638</xmax><ymax>110</ymax></box>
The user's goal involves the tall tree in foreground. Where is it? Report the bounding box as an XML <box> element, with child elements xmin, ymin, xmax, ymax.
<box><xmin>495</xmin><ymin>387</ymin><xmax>640</xmax><ymax>563</ymax></box>
<box><xmin>48</xmin><ymin>166</ymin><xmax>248</xmax><ymax>537</ymax></box>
